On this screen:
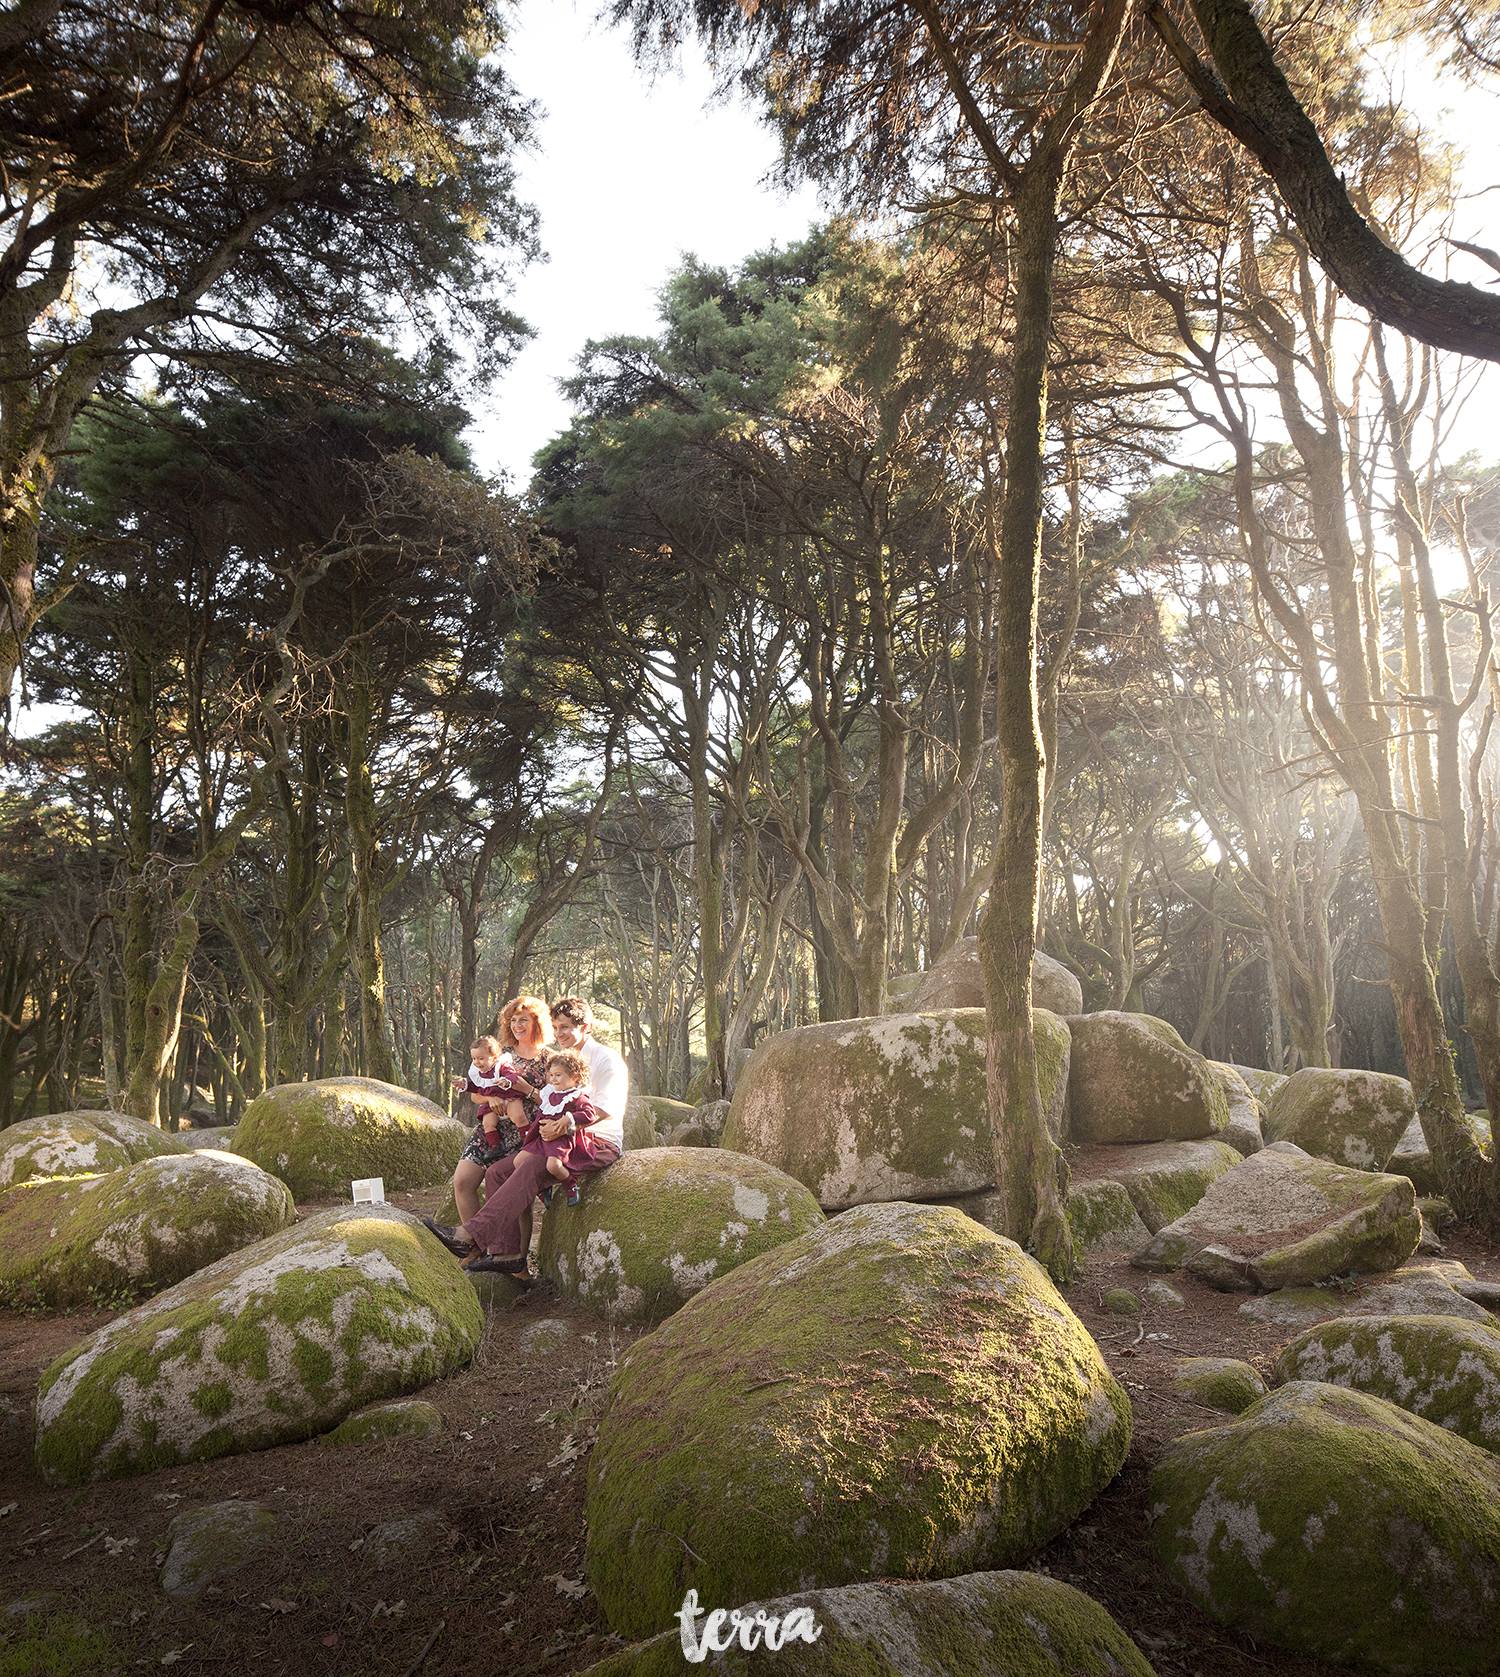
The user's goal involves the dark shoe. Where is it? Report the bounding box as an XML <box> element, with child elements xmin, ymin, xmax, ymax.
<box><xmin>421</xmin><ymin>1216</ymin><xmax>475</xmax><ymax>1258</ymax></box>
<box><xmin>467</xmin><ymin>1255</ymin><xmax>533</xmax><ymax>1282</ymax></box>
<box><xmin>540</xmin><ymin>1186</ymin><xmax>554</xmax><ymax>1209</ymax></box>
<box><xmin>565</xmin><ymin>1184</ymin><xmax>580</xmax><ymax>1207</ymax></box>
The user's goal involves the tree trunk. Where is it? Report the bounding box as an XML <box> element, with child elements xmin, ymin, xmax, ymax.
<box><xmin>344</xmin><ymin>672</ymin><xmax>394</xmax><ymax>1084</ymax></box>
<box><xmin>124</xmin><ymin>909</ymin><xmax>198</xmax><ymax>1126</ymax></box>
<box><xmin>976</xmin><ymin>157</ymin><xmax>1075</xmax><ymax>1285</ymax></box>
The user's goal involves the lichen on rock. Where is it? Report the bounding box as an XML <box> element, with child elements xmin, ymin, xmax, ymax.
<box><xmin>575</xmin><ymin>1570</ymin><xmax>1155</xmax><ymax>1676</ymax></box>
<box><xmin>584</xmin><ymin>1201</ymin><xmax>1131</xmax><ymax>1641</ymax></box>
<box><xmin>0</xmin><ymin>1150</ymin><xmax>294</xmax><ymax>1310</ymax></box>
<box><xmin>1151</xmin><ymin>1381</ymin><xmax>1500</xmax><ymax>1672</ymax></box>
<box><xmin>0</xmin><ymin>1110</ymin><xmax>185</xmax><ymax>1192</ymax></box>
<box><xmin>1273</xmin><ymin>1313</ymin><xmax>1500</xmax><ymax>1454</ymax></box>
<box><xmin>722</xmin><ymin>1009</ymin><xmax>1069</xmax><ymax>1210</ymax></box>
<box><xmin>232</xmin><ymin>1077</ymin><xmax>467</xmax><ymax>1200</ymax></box>
<box><xmin>1089</xmin><ymin>1138</ymin><xmax>1241</xmax><ymax>1233</ymax></box>
<box><xmin>537</xmin><ymin>1147</ymin><xmax>823</xmax><ymax>1324</ymax></box>
<box><xmin>322</xmin><ymin>1398</ymin><xmax>445</xmax><ymax>1445</ymax></box>
<box><xmin>1062</xmin><ymin>1179</ymin><xmax>1152</xmax><ymax>1255</ymax></box>
<box><xmin>33</xmin><ymin>1203</ymin><xmax>480</xmax><ymax>1485</ymax></box>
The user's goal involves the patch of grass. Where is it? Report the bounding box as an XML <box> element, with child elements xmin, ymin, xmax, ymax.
<box><xmin>0</xmin><ymin>1611</ymin><xmax>115</xmax><ymax>1676</ymax></box>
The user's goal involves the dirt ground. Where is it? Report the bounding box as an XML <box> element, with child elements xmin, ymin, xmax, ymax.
<box><xmin>2</xmin><ymin>1191</ymin><xmax>1497</xmax><ymax>1677</ymax></box>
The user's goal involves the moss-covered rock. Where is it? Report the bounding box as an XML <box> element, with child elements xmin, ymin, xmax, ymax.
<box><xmin>1064</xmin><ymin>1179</ymin><xmax>1152</xmax><ymax>1255</ymax></box>
<box><xmin>1388</xmin><ymin>1112</ymin><xmax>1491</xmax><ymax>1198</ymax></box>
<box><xmin>584</xmin><ymin>1201</ymin><xmax>1131</xmax><ymax>1641</ymax></box>
<box><xmin>231</xmin><ymin>1077</ymin><xmax>467</xmax><ymax>1200</ymax></box>
<box><xmin>1088</xmin><ymin>1138</ymin><xmax>1242</xmax><ymax>1234</ymax></box>
<box><xmin>644</xmin><ymin>1095</ymin><xmax>694</xmax><ymax>1131</ymax></box>
<box><xmin>322</xmin><ymin>1398</ymin><xmax>445</xmax><ymax>1445</ymax></box>
<box><xmin>622</xmin><ymin>1096</ymin><xmax>661</xmax><ymax>1152</ymax></box>
<box><xmin>1131</xmin><ymin>1142</ymin><xmax>1420</xmax><ymax>1290</ymax></box>
<box><xmin>1172</xmin><ymin>1357</ymin><xmax>1266</xmax><ymax>1414</ymax></box>
<box><xmin>161</xmin><ymin>1500</ymin><xmax>276</xmax><ymax>1599</ymax></box>
<box><xmin>1103</xmin><ymin>1288</ymin><xmax>1140</xmax><ymax>1316</ymax></box>
<box><xmin>1273</xmin><ymin>1313</ymin><xmax>1500</xmax><ymax>1454</ymax></box>
<box><xmin>576</xmin><ymin>1571</ymin><xmax>1155</xmax><ymax>1677</ymax></box>
<box><xmin>1264</xmin><ymin>1068</ymin><xmax>1414</xmax><ymax>1172</ymax></box>
<box><xmin>1067</xmin><ymin>1013</ymin><xmax>1228</xmax><ymax>1145</ymax></box>
<box><xmin>1239</xmin><ymin>1262</ymin><xmax>1496</xmax><ymax>1329</ymax></box>
<box><xmin>906</xmin><ymin>939</ymin><xmax>1084</xmax><ymax>1018</ymax></box>
<box><xmin>33</xmin><ymin>1202</ymin><xmax>480</xmax><ymax>1485</ymax></box>
<box><xmin>0</xmin><ymin>1110</ymin><xmax>184</xmax><ymax>1192</ymax></box>
<box><xmin>185</xmin><ymin>1125</ymin><xmax>238</xmax><ymax>1152</ymax></box>
<box><xmin>1209</xmin><ymin>1065</ymin><xmax>1264</xmax><ymax>1157</ymax></box>
<box><xmin>722</xmin><ymin>1009</ymin><xmax>1069</xmax><ymax>1210</ymax></box>
<box><xmin>1229</xmin><ymin>1065</ymin><xmax>1287</xmax><ymax>1108</ymax></box>
<box><xmin>537</xmin><ymin>1148</ymin><xmax>824</xmax><ymax>1324</ymax></box>
<box><xmin>0</xmin><ymin>1151</ymin><xmax>294</xmax><ymax>1310</ymax></box>
<box><xmin>1150</xmin><ymin>1381</ymin><xmax>1500</xmax><ymax>1672</ymax></box>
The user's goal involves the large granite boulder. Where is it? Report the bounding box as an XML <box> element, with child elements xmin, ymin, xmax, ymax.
<box><xmin>722</xmin><ymin>1009</ymin><xmax>1069</xmax><ymax>1210</ymax></box>
<box><xmin>622</xmin><ymin>1096</ymin><xmax>660</xmax><ymax>1152</ymax></box>
<box><xmin>1172</xmin><ymin>1357</ymin><xmax>1267</xmax><ymax>1414</ymax></box>
<box><xmin>1151</xmin><ymin>1381</ymin><xmax>1500</xmax><ymax>1672</ymax></box>
<box><xmin>1067</xmin><ymin>1013</ymin><xmax>1228</xmax><ymax>1145</ymax></box>
<box><xmin>232</xmin><ymin>1077</ymin><xmax>467</xmax><ymax>1200</ymax></box>
<box><xmin>584</xmin><ymin>1202</ymin><xmax>1131</xmax><ymax>1641</ymax></box>
<box><xmin>1081</xmin><ymin>1138</ymin><xmax>1242</xmax><ymax>1233</ymax></box>
<box><xmin>1131</xmin><ymin>1142</ymin><xmax>1420</xmax><ymax>1290</ymax></box>
<box><xmin>33</xmin><ymin>1203</ymin><xmax>480</xmax><ymax>1485</ymax></box>
<box><xmin>1209</xmin><ymin>1065</ymin><xmax>1264</xmax><ymax>1156</ymax></box>
<box><xmin>536</xmin><ymin>1147</ymin><xmax>824</xmax><ymax>1325</ymax></box>
<box><xmin>1274</xmin><ymin>1313</ymin><xmax>1500</xmax><ymax>1454</ymax></box>
<box><xmin>1264</xmin><ymin>1068</ymin><xmax>1414</xmax><ymax>1171</ymax></box>
<box><xmin>577</xmin><ymin>1572</ymin><xmax>1155</xmax><ymax>1676</ymax></box>
<box><xmin>0</xmin><ymin>1110</ymin><xmax>184</xmax><ymax>1191</ymax></box>
<box><xmin>1239</xmin><ymin>1260</ymin><xmax>1498</xmax><ymax>1329</ymax></box>
<box><xmin>0</xmin><ymin>1151</ymin><xmax>294</xmax><ymax>1310</ymax></box>
<box><xmin>903</xmin><ymin>938</ymin><xmax>1084</xmax><ymax>1017</ymax></box>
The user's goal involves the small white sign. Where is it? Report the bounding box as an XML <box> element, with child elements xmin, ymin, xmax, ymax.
<box><xmin>351</xmin><ymin>1177</ymin><xmax>385</xmax><ymax>1204</ymax></box>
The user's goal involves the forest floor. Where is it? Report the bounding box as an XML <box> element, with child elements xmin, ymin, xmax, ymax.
<box><xmin>2</xmin><ymin>1188</ymin><xmax>1497</xmax><ymax>1677</ymax></box>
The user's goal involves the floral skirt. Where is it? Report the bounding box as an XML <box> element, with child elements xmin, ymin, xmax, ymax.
<box><xmin>459</xmin><ymin>1114</ymin><xmax>521</xmax><ymax>1168</ymax></box>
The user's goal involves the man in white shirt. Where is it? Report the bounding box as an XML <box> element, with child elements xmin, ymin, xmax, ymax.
<box><xmin>549</xmin><ymin>996</ymin><xmax>629</xmax><ymax>1152</ymax></box>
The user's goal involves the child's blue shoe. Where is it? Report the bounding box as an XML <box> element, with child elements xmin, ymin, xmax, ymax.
<box><xmin>566</xmin><ymin>1184</ymin><xmax>580</xmax><ymax>1207</ymax></box>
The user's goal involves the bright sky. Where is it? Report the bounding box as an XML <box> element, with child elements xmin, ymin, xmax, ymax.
<box><xmin>466</xmin><ymin>3</ymin><xmax>824</xmax><ymax>487</ymax></box>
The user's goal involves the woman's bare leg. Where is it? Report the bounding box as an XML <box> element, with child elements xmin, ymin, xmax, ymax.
<box><xmin>453</xmin><ymin>1158</ymin><xmax>485</xmax><ymax>1225</ymax></box>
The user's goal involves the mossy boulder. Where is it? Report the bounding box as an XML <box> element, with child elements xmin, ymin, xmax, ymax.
<box><xmin>536</xmin><ymin>1147</ymin><xmax>824</xmax><ymax>1324</ymax></box>
<box><xmin>1209</xmin><ymin>1065</ymin><xmax>1264</xmax><ymax>1157</ymax></box>
<box><xmin>1172</xmin><ymin>1357</ymin><xmax>1266</xmax><ymax>1414</ymax></box>
<box><xmin>1151</xmin><ymin>1381</ymin><xmax>1500</xmax><ymax>1672</ymax></box>
<box><xmin>1131</xmin><ymin>1142</ymin><xmax>1420</xmax><ymax>1290</ymax></box>
<box><xmin>723</xmin><ymin>1009</ymin><xmax>1069</xmax><ymax>1210</ymax></box>
<box><xmin>1264</xmin><ymin>1068</ymin><xmax>1414</xmax><ymax>1171</ymax></box>
<box><xmin>33</xmin><ymin>1202</ymin><xmax>481</xmax><ymax>1485</ymax></box>
<box><xmin>584</xmin><ymin>1201</ymin><xmax>1131</xmax><ymax>1641</ymax></box>
<box><xmin>906</xmin><ymin>938</ymin><xmax>1084</xmax><ymax>1018</ymax></box>
<box><xmin>161</xmin><ymin>1501</ymin><xmax>276</xmax><ymax>1599</ymax></box>
<box><xmin>1240</xmin><ymin>1261</ymin><xmax>1496</xmax><ymax>1329</ymax></box>
<box><xmin>622</xmin><ymin>1096</ymin><xmax>661</xmax><ymax>1152</ymax></box>
<box><xmin>1086</xmin><ymin>1138</ymin><xmax>1242</xmax><ymax>1234</ymax></box>
<box><xmin>0</xmin><ymin>1151</ymin><xmax>294</xmax><ymax>1310</ymax></box>
<box><xmin>577</xmin><ymin>1571</ymin><xmax>1155</xmax><ymax>1677</ymax></box>
<box><xmin>1067</xmin><ymin>1012</ymin><xmax>1228</xmax><ymax>1145</ymax></box>
<box><xmin>322</xmin><ymin>1398</ymin><xmax>445</xmax><ymax>1445</ymax></box>
<box><xmin>1273</xmin><ymin>1313</ymin><xmax>1500</xmax><ymax>1454</ymax></box>
<box><xmin>1229</xmin><ymin>1065</ymin><xmax>1287</xmax><ymax>1107</ymax></box>
<box><xmin>1064</xmin><ymin>1179</ymin><xmax>1152</xmax><ymax>1254</ymax></box>
<box><xmin>232</xmin><ymin>1077</ymin><xmax>467</xmax><ymax>1200</ymax></box>
<box><xmin>0</xmin><ymin>1110</ymin><xmax>184</xmax><ymax>1192</ymax></box>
